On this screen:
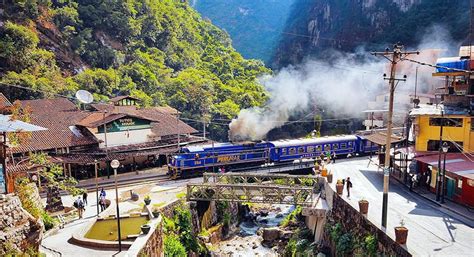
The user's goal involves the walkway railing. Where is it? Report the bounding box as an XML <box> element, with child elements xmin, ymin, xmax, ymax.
<box><xmin>186</xmin><ymin>183</ymin><xmax>315</xmax><ymax>206</ymax></box>
<box><xmin>203</xmin><ymin>172</ymin><xmax>320</xmax><ymax>186</ymax></box>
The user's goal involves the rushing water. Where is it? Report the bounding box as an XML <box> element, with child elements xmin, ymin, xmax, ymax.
<box><xmin>212</xmin><ymin>205</ymin><xmax>295</xmax><ymax>257</ymax></box>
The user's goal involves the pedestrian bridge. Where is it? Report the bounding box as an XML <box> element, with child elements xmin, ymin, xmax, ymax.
<box><xmin>186</xmin><ymin>172</ymin><xmax>322</xmax><ymax>207</ymax></box>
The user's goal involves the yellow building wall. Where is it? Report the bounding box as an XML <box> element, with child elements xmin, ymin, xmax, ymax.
<box><xmin>415</xmin><ymin>115</ymin><xmax>472</xmax><ymax>153</ymax></box>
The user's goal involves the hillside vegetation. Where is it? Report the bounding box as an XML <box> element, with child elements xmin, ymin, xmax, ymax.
<box><xmin>0</xmin><ymin>0</ymin><xmax>270</xmax><ymax>139</ymax></box>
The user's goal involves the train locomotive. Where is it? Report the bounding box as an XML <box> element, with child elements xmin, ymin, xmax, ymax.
<box><xmin>168</xmin><ymin>135</ymin><xmax>378</xmax><ymax>179</ymax></box>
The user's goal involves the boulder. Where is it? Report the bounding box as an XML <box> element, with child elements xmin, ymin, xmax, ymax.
<box><xmin>279</xmin><ymin>230</ymin><xmax>294</xmax><ymax>240</ymax></box>
<box><xmin>262</xmin><ymin>227</ymin><xmax>281</xmax><ymax>245</ymax></box>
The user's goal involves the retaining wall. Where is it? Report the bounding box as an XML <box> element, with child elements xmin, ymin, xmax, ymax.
<box><xmin>323</xmin><ymin>181</ymin><xmax>411</xmax><ymax>256</ymax></box>
<box><xmin>0</xmin><ymin>193</ymin><xmax>43</xmax><ymax>255</ymax></box>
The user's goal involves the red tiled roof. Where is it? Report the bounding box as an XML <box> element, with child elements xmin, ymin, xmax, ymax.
<box><xmin>133</xmin><ymin>109</ymin><xmax>197</xmax><ymax>136</ymax></box>
<box><xmin>152</xmin><ymin>106</ymin><xmax>180</xmax><ymax>115</ymax></box>
<box><xmin>77</xmin><ymin>112</ymin><xmax>127</xmax><ymax>128</ymax></box>
<box><xmin>10</xmin><ymin>98</ymin><xmax>98</xmax><ymax>153</ymax></box>
<box><xmin>90</xmin><ymin>103</ymin><xmax>114</xmax><ymax>112</ymax></box>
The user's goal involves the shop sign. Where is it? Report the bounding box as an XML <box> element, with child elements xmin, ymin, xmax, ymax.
<box><xmin>98</xmin><ymin>117</ymin><xmax>151</xmax><ymax>133</ymax></box>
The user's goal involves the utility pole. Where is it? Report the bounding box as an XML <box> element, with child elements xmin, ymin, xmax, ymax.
<box><xmin>371</xmin><ymin>43</ymin><xmax>419</xmax><ymax>229</ymax></box>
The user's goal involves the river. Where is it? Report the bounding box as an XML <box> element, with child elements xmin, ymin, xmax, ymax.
<box><xmin>211</xmin><ymin>204</ymin><xmax>295</xmax><ymax>257</ymax></box>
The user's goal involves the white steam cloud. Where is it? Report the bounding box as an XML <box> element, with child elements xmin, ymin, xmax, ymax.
<box><xmin>229</xmin><ymin>25</ymin><xmax>459</xmax><ymax>141</ymax></box>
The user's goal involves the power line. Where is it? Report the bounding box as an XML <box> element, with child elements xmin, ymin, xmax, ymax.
<box><xmin>401</xmin><ymin>57</ymin><xmax>473</xmax><ymax>73</ymax></box>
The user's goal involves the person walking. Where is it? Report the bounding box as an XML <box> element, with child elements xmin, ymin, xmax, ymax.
<box><xmin>74</xmin><ymin>197</ymin><xmax>85</xmax><ymax>219</ymax></box>
<box><xmin>346</xmin><ymin>177</ymin><xmax>352</xmax><ymax>197</ymax></box>
<box><xmin>332</xmin><ymin>151</ymin><xmax>337</xmax><ymax>164</ymax></box>
<box><xmin>100</xmin><ymin>188</ymin><xmax>106</xmax><ymax>198</ymax></box>
<box><xmin>82</xmin><ymin>190</ymin><xmax>88</xmax><ymax>206</ymax></box>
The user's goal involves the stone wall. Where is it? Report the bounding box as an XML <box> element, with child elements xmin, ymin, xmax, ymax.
<box><xmin>0</xmin><ymin>193</ymin><xmax>43</xmax><ymax>255</ymax></box>
<box><xmin>137</xmin><ymin>216</ymin><xmax>164</xmax><ymax>257</ymax></box>
<box><xmin>323</xmin><ymin>185</ymin><xmax>411</xmax><ymax>257</ymax></box>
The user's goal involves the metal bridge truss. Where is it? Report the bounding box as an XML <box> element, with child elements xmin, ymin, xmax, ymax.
<box><xmin>202</xmin><ymin>172</ymin><xmax>321</xmax><ymax>187</ymax></box>
<box><xmin>186</xmin><ymin>183</ymin><xmax>315</xmax><ymax>206</ymax></box>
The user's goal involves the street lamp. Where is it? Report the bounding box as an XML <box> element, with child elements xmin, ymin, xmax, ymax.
<box><xmin>441</xmin><ymin>142</ymin><xmax>449</xmax><ymax>204</ymax></box>
<box><xmin>110</xmin><ymin>159</ymin><xmax>122</xmax><ymax>252</ymax></box>
<box><xmin>94</xmin><ymin>160</ymin><xmax>99</xmax><ymax>216</ymax></box>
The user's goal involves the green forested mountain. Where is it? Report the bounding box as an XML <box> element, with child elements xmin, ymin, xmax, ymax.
<box><xmin>0</xmin><ymin>0</ymin><xmax>270</xmax><ymax>139</ymax></box>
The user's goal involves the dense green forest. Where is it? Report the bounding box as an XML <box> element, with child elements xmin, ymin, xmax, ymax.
<box><xmin>0</xmin><ymin>0</ymin><xmax>270</xmax><ymax>140</ymax></box>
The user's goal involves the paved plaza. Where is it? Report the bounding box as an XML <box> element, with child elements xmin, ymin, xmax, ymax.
<box><xmin>327</xmin><ymin>157</ymin><xmax>474</xmax><ymax>257</ymax></box>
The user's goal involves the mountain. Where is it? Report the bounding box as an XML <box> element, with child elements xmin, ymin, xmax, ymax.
<box><xmin>273</xmin><ymin>0</ymin><xmax>470</xmax><ymax>67</ymax></box>
<box><xmin>193</xmin><ymin>0</ymin><xmax>296</xmax><ymax>63</ymax></box>
<box><xmin>0</xmin><ymin>0</ymin><xmax>270</xmax><ymax>140</ymax></box>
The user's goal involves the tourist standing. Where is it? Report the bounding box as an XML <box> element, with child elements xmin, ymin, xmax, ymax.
<box><xmin>75</xmin><ymin>197</ymin><xmax>85</xmax><ymax>219</ymax></box>
<box><xmin>346</xmin><ymin>177</ymin><xmax>352</xmax><ymax>197</ymax></box>
<box><xmin>100</xmin><ymin>188</ymin><xmax>106</xmax><ymax>198</ymax></box>
<box><xmin>332</xmin><ymin>151</ymin><xmax>337</xmax><ymax>164</ymax></box>
<box><xmin>99</xmin><ymin>195</ymin><xmax>106</xmax><ymax>212</ymax></box>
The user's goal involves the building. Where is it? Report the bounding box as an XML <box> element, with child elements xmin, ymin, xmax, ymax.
<box><xmin>6</xmin><ymin>96</ymin><xmax>202</xmax><ymax>182</ymax></box>
<box><xmin>363</xmin><ymin>91</ymin><xmax>435</xmax><ymax>131</ymax></box>
<box><xmin>407</xmin><ymin>46</ymin><xmax>474</xmax><ymax>207</ymax></box>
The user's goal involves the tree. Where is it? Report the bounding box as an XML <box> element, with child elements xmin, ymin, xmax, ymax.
<box><xmin>0</xmin><ymin>22</ymin><xmax>40</xmax><ymax>71</ymax></box>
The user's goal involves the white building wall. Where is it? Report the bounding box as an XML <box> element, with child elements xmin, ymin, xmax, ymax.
<box><xmin>95</xmin><ymin>129</ymin><xmax>154</xmax><ymax>148</ymax></box>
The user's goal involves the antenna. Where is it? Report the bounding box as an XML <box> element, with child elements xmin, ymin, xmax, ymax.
<box><xmin>75</xmin><ymin>90</ymin><xmax>94</xmax><ymax>104</ymax></box>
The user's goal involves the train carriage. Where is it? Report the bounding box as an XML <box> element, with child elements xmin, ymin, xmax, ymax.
<box><xmin>269</xmin><ymin>135</ymin><xmax>359</xmax><ymax>163</ymax></box>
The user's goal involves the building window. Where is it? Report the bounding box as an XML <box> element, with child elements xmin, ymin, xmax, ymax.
<box><xmin>429</xmin><ymin>118</ymin><xmax>462</xmax><ymax>127</ymax></box>
<box><xmin>289</xmin><ymin>148</ymin><xmax>296</xmax><ymax>155</ymax></box>
<box><xmin>298</xmin><ymin>147</ymin><xmax>305</xmax><ymax>154</ymax></box>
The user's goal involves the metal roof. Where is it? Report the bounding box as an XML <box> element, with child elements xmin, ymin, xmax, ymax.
<box><xmin>415</xmin><ymin>153</ymin><xmax>474</xmax><ymax>180</ymax></box>
<box><xmin>0</xmin><ymin>115</ymin><xmax>47</xmax><ymax>132</ymax></box>
<box><xmin>270</xmin><ymin>135</ymin><xmax>358</xmax><ymax>148</ymax></box>
<box><xmin>409</xmin><ymin>104</ymin><xmax>470</xmax><ymax>116</ymax></box>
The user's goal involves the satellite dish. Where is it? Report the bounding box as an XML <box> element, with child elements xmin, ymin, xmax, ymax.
<box><xmin>75</xmin><ymin>90</ymin><xmax>94</xmax><ymax>104</ymax></box>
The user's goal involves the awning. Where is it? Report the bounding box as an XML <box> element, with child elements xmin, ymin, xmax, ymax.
<box><xmin>0</xmin><ymin>115</ymin><xmax>47</xmax><ymax>132</ymax></box>
<box><xmin>362</xmin><ymin>132</ymin><xmax>404</xmax><ymax>146</ymax></box>
<box><xmin>415</xmin><ymin>153</ymin><xmax>474</xmax><ymax>180</ymax></box>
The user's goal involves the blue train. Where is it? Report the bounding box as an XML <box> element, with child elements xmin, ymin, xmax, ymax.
<box><xmin>168</xmin><ymin>135</ymin><xmax>378</xmax><ymax>179</ymax></box>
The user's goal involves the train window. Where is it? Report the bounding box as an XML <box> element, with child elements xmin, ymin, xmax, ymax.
<box><xmin>324</xmin><ymin>144</ymin><xmax>331</xmax><ymax>150</ymax></box>
<box><xmin>307</xmin><ymin>146</ymin><xmax>315</xmax><ymax>153</ymax></box>
<box><xmin>281</xmin><ymin>148</ymin><xmax>287</xmax><ymax>155</ymax></box>
<box><xmin>333</xmin><ymin>144</ymin><xmax>339</xmax><ymax>150</ymax></box>
<box><xmin>348</xmin><ymin>142</ymin><xmax>353</xmax><ymax>148</ymax></box>
<box><xmin>289</xmin><ymin>148</ymin><xmax>296</xmax><ymax>155</ymax></box>
<box><xmin>298</xmin><ymin>147</ymin><xmax>305</xmax><ymax>154</ymax></box>
<box><xmin>316</xmin><ymin>145</ymin><xmax>322</xmax><ymax>152</ymax></box>
<box><xmin>341</xmin><ymin>143</ymin><xmax>347</xmax><ymax>149</ymax></box>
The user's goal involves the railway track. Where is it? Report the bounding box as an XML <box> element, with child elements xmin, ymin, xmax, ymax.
<box><xmin>39</xmin><ymin>174</ymin><xmax>172</xmax><ymax>198</ymax></box>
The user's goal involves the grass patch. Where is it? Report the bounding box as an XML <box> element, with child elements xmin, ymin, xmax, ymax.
<box><xmin>280</xmin><ymin>206</ymin><xmax>302</xmax><ymax>227</ymax></box>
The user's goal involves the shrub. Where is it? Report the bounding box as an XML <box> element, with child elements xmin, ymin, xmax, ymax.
<box><xmin>364</xmin><ymin>235</ymin><xmax>377</xmax><ymax>256</ymax></box>
<box><xmin>41</xmin><ymin>212</ymin><xmax>56</xmax><ymax>231</ymax></box>
<box><xmin>280</xmin><ymin>206</ymin><xmax>302</xmax><ymax>227</ymax></box>
<box><xmin>336</xmin><ymin>232</ymin><xmax>353</xmax><ymax>255</ymax></box>
<box><xmin>164</xmin><ymin>234</ymin><xmax>186</xmax><ymax>257</ymax></box>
